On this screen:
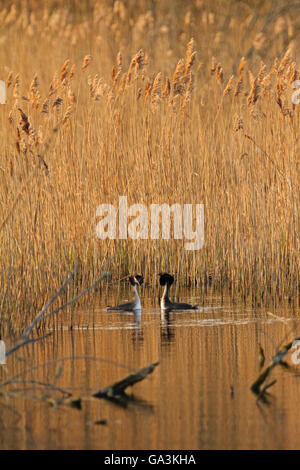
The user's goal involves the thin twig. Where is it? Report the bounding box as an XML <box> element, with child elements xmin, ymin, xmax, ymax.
<box><xmin>4</xmin><ymin>379</ymin><xmax>72</xmax><ymax>397</ymax></box>
<box><xmin>22</xmin><ymin>263</ymin><xmax>80</xmax><ymax>339</ymax></box>
<box><xmin>0</xmin><ymin>356</ymin><xmax>137</xmax><ymax>388</ymax></box>
<box><xmin>5</xmin><ymin>263</ymin><xmax>112</xmax><ymax>360</ymax></box>
<box><xmin>35</xmin><ymin>271</ymin><xmax>112</xmax><ymax>326</ymax></box>
<box><xmin>5</xmin><ymin>333</ymin><xmax>52</xmax><ymax>357</ymax></box>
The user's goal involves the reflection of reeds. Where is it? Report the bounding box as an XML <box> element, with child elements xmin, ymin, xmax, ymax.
<box><xmin>0</xmin><ymin>1</ymin><xmax>300</xmax><ymax>328</ymax></box>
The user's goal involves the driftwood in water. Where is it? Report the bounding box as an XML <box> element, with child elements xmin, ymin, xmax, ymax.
<box><xmin>251</xmin><ymin>337</ymin><xmax>300</xmax><ymax>399</ymax></box>
<box><xmin>258</xmin><ymin>344</ymin><xmax>265</xmax><ymax>368</ymax></box>
<box><xmin>93</xmin><ymin>361</ymin><xmax>159</xmax><ymax>401</ymax></box>
<box><xmin>0</xmin><ymin>359</ymin><xmax>159</xmax><ymax>412</ymax></box>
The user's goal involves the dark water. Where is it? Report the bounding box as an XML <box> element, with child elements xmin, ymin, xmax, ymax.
<box><xmin>1</xmin><ymin>286</ymin><xmax>300</xmax><ymax>450</ymax></box>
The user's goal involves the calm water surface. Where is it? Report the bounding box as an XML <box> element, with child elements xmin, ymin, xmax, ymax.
<box><xmin>1</xmin><ymin>286</ymin><xmax>300</xmax><ymax>450</ymax></box>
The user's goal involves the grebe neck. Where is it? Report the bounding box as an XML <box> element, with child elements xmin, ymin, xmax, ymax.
<box><xmin>132</xmin><ymin>284</ymin><xmax>141</xmax><ymax>310</ymax></box>
<box><xmin>161</xmin><ymin>283</ymin><xmax>171</xmax><ymax>309</ymax></box>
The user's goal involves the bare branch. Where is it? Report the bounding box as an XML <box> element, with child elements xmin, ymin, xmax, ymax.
<box><xmin>22</xmin><ymin>263</ymin><xmax>80</xmax><ymax>339</ymax></box>
<box><xmin>36</xmin><ymin>271</ymin><xmax>112</xmax><ymax>326</ymax></box>
<box><xmin>93</xmin><ymin>361</ymin><xmax>159</xmax><ymax>399</ymax></box>
<box><xmin>5</xmin><ymin>333</ymin><xmax>52</xmax><ymax>357</ymax></box>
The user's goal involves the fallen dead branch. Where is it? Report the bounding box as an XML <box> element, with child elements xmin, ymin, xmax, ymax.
<box><xmin>0</xmin><ymin>356</ymin><xmax>138</xmax><ymax>388</ymax></box>
<box><xmin>93</xmin><ymin>361</ymin><xmax>159</xmax><ymax>404</ymax></box>
<box><xmin>22</xmin><ymin>263</ymin><xmax>80</xmax><ymax>339</ymax></box>
<box><xmin>250</xmin><ymin>336</ymin><xmax>300</xmax><ymax>399</ymax></box>
<box><xmin>32</xmin><ymin>270</ymin><xmax>112</xmax><ymax>328</ymax></box>
<box><xmin>5</xmin><ymin>333</ymin><xmax>52</xmax><ymax>357</ymax></box>
<box><xmin>258</xmin><ymin>344</ymin><xmax>265</xmax><ymax>368</ymax></box>
<box><xmin>5</xmin><ymin>264</ymin><xmax>112</xmax><ymax>359</ymax></box>
<box><xmin>0</xmin><ymin>360</ymin><xmax>160</xmax><ymax>411</ymax></box>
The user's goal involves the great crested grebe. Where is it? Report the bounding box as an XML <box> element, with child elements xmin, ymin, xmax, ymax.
<box><xmin>159</xmin><ymin>273</ymin><xmax>198</xmax><ymax>311</ymax></box>
<box><xmin>107</xmin><ymin>275</ymin><xmax>143</xmax><ymax>313</ymax></box>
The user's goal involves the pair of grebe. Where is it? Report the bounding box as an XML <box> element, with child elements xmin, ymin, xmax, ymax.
<box><xmin>107</xmin><ymin>273</ymin><xmax>198</xmax><ymax>313</ymax></box>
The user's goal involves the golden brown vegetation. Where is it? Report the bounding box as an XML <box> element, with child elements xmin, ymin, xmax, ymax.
<box><xmin>0</xmin><ymin>0</ymin><xmax>300</xmax><ymax>326</ymax></box>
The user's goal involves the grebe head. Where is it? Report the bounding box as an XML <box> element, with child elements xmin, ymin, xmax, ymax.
<box><xmin>129</xmin><ymin>275</ymin><xmax>144</xmax><ymax>286</ymax></box>
<box><xmin>134</xmin><ymin>275</ymin><xmax>144</xmax><ymax>285</ymax></box>
<box><xmin>159</xmin><ymin>273</ymin><xmax>174</xmax><ymax>286</ymax></box>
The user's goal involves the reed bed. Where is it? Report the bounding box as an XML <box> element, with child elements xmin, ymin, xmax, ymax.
<box><xmin>0</xmin><ymin>0</ymin><xmax>300</xmax><ymax>328</ymax></box>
